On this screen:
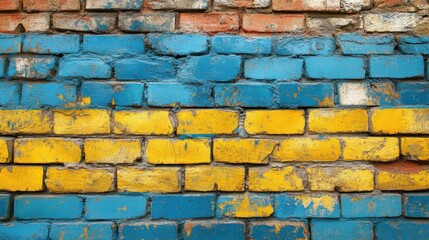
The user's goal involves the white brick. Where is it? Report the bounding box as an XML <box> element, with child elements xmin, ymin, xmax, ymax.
<box><xmin>341</xmin><ymin>0</ymin><xmax>371</xmax><ymax>11</ymax></box>
<box><xmin>364</xmin><ymin>13</ymin><xmax>421</xmax><ymax>32</ymax></box>
<box><xmin>339</xmin><ymin>83</ymin><xmax>370</xmax><ymax>106</ymax></box>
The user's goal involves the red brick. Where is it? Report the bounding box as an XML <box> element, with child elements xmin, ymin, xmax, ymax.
<box><xmin>273</xmin><ymin>0</ymin><xmax>340</xmax><ymax>11</ymax></box>
<box><xmin>374</xmin><ymin>0</ymin><xmax>405</xmax><ymax>7</ymax></box>
<box><xmin>180</xmin><ymin>13</ymin><xmax>239</xmax><ymax>34</ymax></box>
<box><xmin>0</xmin><ymin>13</ymin><xmax>50</xmax><ymax>33</ymax></box>
<box><xmin>242</xmin><ymin>14</ymin><xmax>305</xmax><ymax>33</ymax></box>
<box><xmin>53</xmin><ymin>13</ymin><xmax>116</xmax><ymax>33</ymax></box>
<box><xmin>0</xmin><ymin>0</ymin><xmax>20</xmax><ymax>11</ymax></box>
<box><xmin>23</xmin><ymin>0</ymin><xmax>81</xmax><ymax>11</ymax></box>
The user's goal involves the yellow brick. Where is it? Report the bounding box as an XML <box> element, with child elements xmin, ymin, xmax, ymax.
<box><xmin>0</xmin><ymin>110</ymin><xmax>51</xmax><ymax>134</ymax></box>
<box><xmin>248</xmin><ymin>166</ymin><xmax>305</xmax><ymax>192</ymax></box>
<box><xmin>177</xmin><ymin>109</ymin><xmax>239</xmax><ymax>135</ymax></box>
<box><xmin>0</xmin><ymin>166</ymin><xmax>43</xmax><ymax>191</ymax></box>
<box><xmin>342</xmin><ymin>137</ymin><xmax>399</xmax><ymax>161</ymax></box>
<box><xmin>185</xmin><ymin>165</ymin><xmax>245</xmax><ymax>192</ymax></box>
<box><xmin>45</xmin><ymin>168</ymin><xmax>114</xmax><ymax>193</ymax></box>
<box><xmin>217</xmin><ymin>195</ymin><xmax>274</xmax><ymax>218</ymax></box>
<box><xmin>376</xmin><ymin>162</ymin><xmax>429</xmax><ymax>191</ymax></box>
<box><xmin>113</xmin><ymin>110</ymin><xmax>174</xmax><ymax>135</ymax></box>
<box><xmin>0</xmin><ymin>139</ymin><xmax>12</xmax><ymax>163</ymax></box>
<box><xmin>84</xmin><ymin>139</ymin><xmax>141</xmax><ymax>164</ymax></box>
<box><xmin>54</xmin><ymin>110</ymin><xmax>110</xmax><ymax>135</ymax></box>
<box><xmin>14</xmin><ymin>138</ymin><xmax>81</xmax><ymax>164</ymax></box>
<box><xmin>213</xmin><ymin>139</ymin><xmax>278</xmax><ymax>164</ymax></box>
<box><xmin>146</xmin><ymin>138</ymin><xmax>210</xmax><ymax>164</ymax></box>
<box><xmin>371</xmin><ymin>108</ymin><xmax>429</xmax><ymax>134</ymax></box>
<box><xmin>245</xmin><ymin>110</ymin><xmax>305</xmax><ymax>135</ymax></box>
<box><xmin>308</xmin><ymin>109</ymin><xmax>368</xmax><ymax>133</ymax></box>
<box><xmin>273</xmin><ymin>137</ymin><xmax>341</xmax><ymax>162</ymax></box>
<box><xmin>117</xmin><ymin>167</ymin><xmax>181</xmax><ymax>193</ymax></box>
<box><xmin>307</xmin><ymin>167</ymin><xmax>374</xmax><ymax>192</ymax></box>
<box><xmin>401</xmin><ymin>137</ymin><xmax>429</xmax><ymax>160</ymax></box>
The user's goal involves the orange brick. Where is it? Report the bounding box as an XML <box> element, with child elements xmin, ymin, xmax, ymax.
<box><xmin>0</xmin><ymin>0</ymin><xmax>20</xmax><ymax>10</ymax></box>
<box><xmin>273</xmin><ymin>0</ymin><xmax>340</xmax><ymax>11</ymax></box>
<box><xmin>0</xmin><ymin>13</ymin><xmax>50</xmax><ymax>33</ymax></box>
<box><xmin>242</xmin><ymin>14</ymin><xmax>305</xmax><ymax>33</ymax></box>
<box><xmin>23</xmin><ymin>0</ymin><xmax>80</xmax><ymax>11</ymax></box>
<box><xmin>180</xmin><ymin>13</ymin><xmax>240</xmax><ymax>34</ymax></box>
<box><xmin>376</xmin><ymin>161</ymin><xmax>429</xmax><ymax>191</ymax></box>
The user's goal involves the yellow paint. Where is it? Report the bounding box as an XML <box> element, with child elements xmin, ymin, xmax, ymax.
<box><xmin>377</xmin><ymin>169</ymin><xmax>429</xmax><ymax>191</ymax></box>
<box><xmin>342</xmin><ymin>137</ymin><xmax>399</xmax><ymax>161</ymax></box>
<box><xmin>81</xmin><ymin>97</ymin><xmax>91</xmax><ymax>105</ymax></box>
<box><xmin>293</xmin><ymin>194</ymin><xmax>337</xmax><ymax>213</ymax></box>
<box><xmin>14</xmin><ymin>138</ymin><xmax>81</xmax><ymax>164</ymax></box>
<box><xmin>218</xmin><ymin>195</ymin><xmax>273</xmax><ymax>218</ymax></box>
<box><xmin>308</xmin><ymin>109</ymin><xmax>368</xmax><ymax>133</ymax></box>
<box><xmin>146</xmin><ymin>138</ymin><xmax>210</xmax><ymax>164</ymax></box>
<box><xmin>84</xmin><ymin>139</ymin><xmax>141</xmax><ymax>164</ymax></box>
<box><xmin>117</xmin><ymin>167</ymin><xmax>181</xmax><ymax>193</ymax></box>
<box><xmin>213</xmin><ymin>139</ymin><xmax>278</xmax><ymax>164</ymax></box>
<box><xmin>45</xmin><ymin>168</ymin><xmax>114</xmax><ymax>193</ymax></box>
<box><xmin>248</xmin><ymin>166</ymin><xmax>305</xmax><ymax>192</ymax></box>
<box><xmin>401</xmin><ymin>137</ymin><xmax>429</xmax><ymax>160</ymax></box>
<box><xmin>273</xmin><ymin>138</ymin><xmax>341</xmax><ymax>162</ymax></box>
<box><xmin>54</xmin><ymin>110</ymin><xmax>110</xmax><ymax>135</ymax></box>
<box><xmin>245</xmin><ymin>110</ymin><xmax>305</xmax><ymax>135</ymax></box>
<box><xmin>249</xmin><ymin>221</ymin><xmax>307</xmax><ymax>239</ymax></box>
<box><xmin>371</xmin><ymin>108</ymin><xmax>429</xmax><ymax>134</ymax></box>
<box><xmin>318</xmin><ymin>95</ymin><xmax>334</xmax><ymax>107</ymax></box>
<box><xmin>0</xmin><ymin>166</ymin><xmax>44</xmax><ymax>191</ymax></box>
<box><xmin>0</xmin><ymin>110</ymin><xmax>51</xmax><ymax>134</ymax></box>
<box><xmin>185</xmin><ymin>165</ymin><xmax>245</xmax><ymax>192</ymax></box>
<box><xmin>177</xmin><ymin>109</ymin><xmax>239</xmax><ymax>134</ymax></box>
<box><xmin>307</xmin><ymin>167</ymin><xmax>374</xmax><ymax>192</ymax></box>
<box><xmin>0</xmin><ymin>139</ymin><xmax>11</xmax><ymax>163</ymax></box>
<box><xmin>113</xmin><ymin>110</ymin><xmax>173</xmax><ymax>135</ymax></box>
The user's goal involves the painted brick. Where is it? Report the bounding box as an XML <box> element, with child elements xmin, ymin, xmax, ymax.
<box><xmin>242</xmin><ymin>14</ymin><xmax>305</xmax><ymax>33</ymax></box>
<box><xmin>248</xmin><ymin>166</ymin><xmax>305</xmax><ymax>192</ymax></box>
<box><xmin>212</xmin><ymin>35</ymin><xmax>272</xmax><ymax>55</ymax></box>
<box><xmin>0</xmin><ymin>223</ymin><xmax>49</xmax><ymax>240</ymax></box>
<box><xmin>214</xmin><ymin>83</ymin><xmax>274</xmax><ymax>107</ymax></box>
<box><xmin>50</xmin><ymin>222</ymin><xmax>116</xmax><ymax>240</ymax></box>
<box><xmin>342</xmin><ymin>0</ymin><xmax>372</xmax><ymax>11</ymax></box>
<box><xmin>147</xmin><ymin>83</ymin><xmax>213</xmax><ymax>107</ymax></box>
<box><xmin>274</xmin><ymin>194</ymin><xmax>340</xmax><ymax>218</ymax></box>
<box><xmin>59</xmin><ymin>57</ymin><xmax>111</xmax><ymax>79</ymax></box>
<box><xmin>86</xmin><ymin>0</ymin><xmax>143</xmax><ymax>10</ymax></box>
<box><xmin>8</xmin><ymin>56</ymin><xmax>56</xmax><ymax>79</ymax></box>
<box><xmin>23</xmin><ymin>34</ymin><xmax>80</xmax><ymax>54</ymax></box>
<box><xmin>120</xmin><ymin>222</ymin><xmax>178</xmax><ymax>240</ymax></box>
<box><xmin>81</xmin><ymin>82</ymin><xmax>144</xmax><ymax>107</ymax></box>
<box><xmin>85</xmin><ymin>195</ymin><xmax>147</xmax><ymax>220</ymax></box>
<box><xmin>151</xmin><ymin>194</ymin><xmax>215</xmax><ymax>220</ymax></box>
<box><xmin>278</xmin><ymin>83</ymin><xmax>334</xmax><ymax>108</ymax></box>
<box><xmin>245</xmin><ymin>110</ymin><xmax>305</xmax><ymax>135</ymax></box>
<box><xmin>185</xmin><ymin>166</ymin><xmax>245</xmax><ymax>192</ymax></box>
<box><xmin>376</xmin><ymin>220</ymin><xmax>429</xmax><ymax>240</ymax></box>
<box><xmin>84</xmin><ymin>139</ymin><xmax>141</xmax><ymax>164</ymax></box>
<box><xmin>14</xmin><ymin>195</ymin><xmax>83</xmax><ymax>219</ymax></box>
<box><xmin>338</xmin><ymin>82</ymin><xmax>398</xmax><ymax>106</ymax></box>
<box><xmin>0</xmin><ymin>110</ymin><xmax>52</xmax><ymax>134</ymax></box>
<box><xmin>371</xmin><ymin>108</ymin><xmax>429</xmax><ymax>134</ymax></box>
<box><xmin>404</xmin><ymin>193</ymin><xmax>429</xmax><ymax>218</ymax></box>
<box><xmin>338</xmin><ymin>33</ymin><xmax>396</xmax><ymax>54</ymax></box>
<box><xmin>309</xmin><ymin>109</ymin><xmax>368</xmax><ymax>133</ymax></box>
<box><xmin>216</xmin><ymin>194</ymin><xmax>273</xmax><ymax>218</ymax></box>
<box><xmin>305</xmin><ymin>56</ymin><xmax>365</xmax><ymax>79</ymax></box>
<box><xmin>0</xmin><ymin>166</ymin><xmax>44</xmax><ymax>191</ymax></box>
<box><xmin>311</xmin><ymin>220</ymin><xmax>373</xmax><ymax>240</ymax></box>
<box><xmin>250</xmin><ymin>221</ymin><xmax>308</xmax><ymax>240</ymax></box>
<box><xmin>401</xmin><ymin>137</ymin><xmax>429</xmax><ymax>160</ymax></box>
<box><xmin>0</xmin><ymin>13</ymin><xmax>50</xmax><ymax>33</ymax></box>
<box><xmin>276</xmin><ymin>37</ymin><xmax>335</xmax><ymax>55</ymax></box>
<box><xmin>183</xmin><ymin>221</ymin><xmax>245</xmax><ymax>240</ymax></box>
<box><xmin>180</xmin><ymin>13</ymin><xmax>239</xmax><ymax>33</ymax></box>
<box><xmin>0</xmin><ymin>195</ymin><xmax>9</xmax><ymax>220</ymax></box>
<box><xmin>399</xmin><ymin>36</ymin><xmax>429</xmax><ymax>54</ymax></box>
<box><xmin>0</xmin><ymin>139</ymin><xmax>11</xmax><ymax>163</ymax></box>
<box><xmin>245</xmin><ymin>57</ymin><xmax>303</xmax><ymax>80</ymax></box>
<box><xmin>53</xmin><ymin>13</ymin><xmax>116</xmax><ymax>33</ymax></box>
<box><xmin>398</xmin><ymin>82</ymin><xmax>429</xmax><ymax>105</ymax></box>
<box><xmin>0</xmin><ymin>82</ymin><xmax>20</xmax><ymax>106</ymax></box>
<box><xmin>22</xmin><ymin>83</ymin><xmax>77</xmax><ymax>107</ymax></box>
<box><xmin>113</xmin><ymin>110</ymin><xmax>174</xmax><ymax>135</ymax></box>
<box><xmin>376</xmin><ymin>161</ymin><xmax>429</xmax><ymax>191</ymax></box>
<box><xmin>213</xmin><ymin>138</ymin><xmax>278</xmax><ymax>164</ymax></box>
<box><xmin>54</xmin><ymin>110</ymin><xmax>110</xmax><ymax>135</ymax></box>
<box><xmin>342</xmin><ymin>137</ymin><xmax>400</xmax><ymax>161</ymax></box>
<box><xmin>146</xmin><ymin>138</ymin><xmax>210</xmax><ymax>164</ymax></box>
<box><xmin>177</xmin><ymin>109</ymin><xmax>239</xmax><ymax>135</ymax></box>
<box><xmin>0</xmin><ymin>0</ymin><xmax>20</xmax><ymax>10</ymax></box>
<box><xmin>370</xmin><ymin>55</ymin><xmax>424</xmax><ymax>78</ymax></box>
<box><xmin>115</xmin><ymin>58</ymin><xmax>174</xmax><ymax>80</ymax></box>
<box><xmin>272</xmin><ymin>0</ymin><xmax>340</xmax><ymax>11</ymax></box>
<box><xmin>214</xmin><ymin>0</ymin><xmax>270</xmax><ymax>8</ymax></box>
<box><xmin>0</xmin><ymin>57</ymin><xmax>6</xmax><ymax>77</ymax></box>
<box><xmin>148</xmin><ymin>34</ymin><xmax>208</xmax><ymax>56</ymax></box>
<box><xmin>0</xmin><ymin>34</ymin><xmax>21</xmax><ymax>53</ymax></box>
<box><xmin>364</xmin><ymin>13</ymin><xmax>420</xmax><ymax>32</ymax></box>
<box><xmin>23</xmin><ymin>0</ymin><xmax>80</xmax><ymax>11</ymax></box>
<box><xmin>117</xmin><ymin>167</ymin><xmax>181</xmax><ymax>193</ymax></box>
<box><xmin>342</xmin><ymin>194</ymin><xmax>402</xmax><ymax>218</ymax></box>
<box><xmin>119</xmin><ymin>13</ymin><xmax>175</xmax><ymax>32</ymax></box>
<box><xmin>147</xmin><ymin>0</ymin><xmax>209</xmax><ymax>10</ymax></box>
<box><xmin>83</xmin><ymin>35</ymin><xmax>145</xmax><ymax>54</ymax></box>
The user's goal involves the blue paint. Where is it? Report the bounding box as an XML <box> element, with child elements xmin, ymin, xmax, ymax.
<box><xmin>0</xmin><ymin>57</ymin><xmax>5</xmax><ymax>77</ymax></box>
<box><xmin>341</xmin><ymin>194</ymin><xmax>402</xmax><ymax>218</ymax></box>
<box><xmin>83</xmin><ymin>35</ymin><xmax>145</xmax><ymax>54</ymax></box>
<box><xmin>14</xmin><ymin>195</ymin><xmax>83</xmax><ymax>220</ymax></box>
<box><xmin>398</xmin><ymin>82</ymin><xmax>429</xmax><ymax>105</ymax></box>
<box><xmin>0</xmin><ymin>83</ymin><xmax>20</xmax><ymax>106</ymax></box>
<box><xmin>305</xmin><ymin>56</ymin><xmax>365</xmax><ymax>79</ymax></box>
<box><xmin>245</xmin><ymin>57</ymin><xmax>303</xmax><ymax>80</ymax></box>
<box><xmin>399</xmin><ymin>36</ymin><xmax>429</xmax><ymax>54</ymax></box>
<box><xmin>58</xmin><ymin>57</ymin><xmax>111</xmax><ymax>79</ymax></box>
<box><xmin>376</xmin><ymin>219</ymin><xmax>429</xmax><ymax>240</ymax></box>
<box><xmin>311</xmin><ymin>220</ymin><xmax>373</xmax><ymax>240</ymax></box>
<box><xmin>147</xmin><ymin>83</ymin><xmax>213</xmax><ymax>107</ymax></box>
<box><xmin>151</xmin><ymin>194</ymin><xmax>216</xmax><ymax>220</ymax></box>
<box><xmin>214</xmin><ymin>83</ymin><xmax>274</xmax><ymax>107</ymax></box>
<box><xmin>85</xmin><ymin>195</ymin><xmax>147</xmax><ymax>220</ymax></box>
<box><xmin>0</xmin><ymin>35</ymin><xmax>21</xmax><ymax>53</ymax></box>
<box><xmin>123</xmin><ymin>13</ymin><xmax>175</xmax><ymax>32</ymax></box>
<box><xmin>216</xmin><ymin>194</ymin><xmax>272</xmax><ymax>218</ymax></box>
<box><xmin>50</xmin><ymin>222</ymin><xmax>116</xmax><ymax>240</ymax></box>
<box><xmin>148</xmin><ymin>34</ymin><xmax>208</xmax><ymax>56</ymax></box>
<box><xmin>120</xmin><ymin>222</ymin><xmax>177</xmax><ymax>240</ymax></box>
<box><xmin>0</xmin><ymin>195</ymin><xmax>9</xmax><ymax>220</ymax></box>
<box><xmin>251</xmin><ymin>221</ymin><xmax>308</xmax><ymax>240</ymax></box>
<box><xmin>183</xmin><ymin>222</ymin><xmax>245</xmax><ymax>240</ymax></box>
<box><xmin>369</xmin><ymin>55</ymin><xmax>424</xmax><ymax>78</ymax></box>
<box><xmin>8</xmin><ymin>56</ymin><xmax>56</xmax><ymax>79</ymax></box>
<box><xmin>404</xmin><ymin>193</ymin><xmax>429</xmax><ymax>218</ymax></box>
<box><xmin>90</xmin><ymin>0</ymin><xmax>143</xmax><ymax>9</ymax></box>
<box><xmin>23</xmin><ymin>34</ymin><xmax>80</xmax><ymax>54</ymax></box>
<box><xmin>274</xmin><ymin>194</ymin><xmax>340</xmax><ymax>218</ymax></box>
<box><xmin>276</xmin><ymin>36</ymin><xmax>335</xmax><ymax>55</ymax></box>
<box><xmin>278</xmin><ymin>83</ymin><xmax>334</xmax><ymax>108</ymax></box>
<box><xmin>22</xmin><ymin>83</ymin><xmax>77</xmax><ymax>108</ymax></box>
<box><xmin>115</xmin><ymin>58</ymin><xmax>175</xmax><ymax>80</ymax></box>
<box><xmin>212</xmin><ymin>35</ymin><xmax>272</xmax><ymax>55</ymax></box>
<box><xmin>81</xmin><ymin>82</ymin><xmax>144</xmax><ymax>107</ymax></box>
<box><xmin>338</xmin><ymin>33</ymin><xmax>395</xmax><ymax>54</ymax></box>
<box><xmin>0</xmin><ymin>223</ymin><xmax>49</xmax><ymax>240</ymax></box>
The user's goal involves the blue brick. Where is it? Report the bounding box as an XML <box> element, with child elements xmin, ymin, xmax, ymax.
<box><xmin>404</xmin><ymin>193</ymin><xmax>429</xmax><ymax>218</ymax></box>
<box><xmin>183</xmin><ymin>221</ymin><xmax>245</xmax><ymax>240</ymax></box>
<box><xmin>311</xmin><ymin>220</ymin><xmax>373</xmax><ymax>240</ymax></box>
<box><xmin>0</xmin><ymin>57</ymin><xmax>5</xmax><ymax>77</ymax></box>
<box><xmin>370</xmin><ymin>55</ymin><xmax>424</xmax><ymax>78</ymax></box>
<box><xmin>0</xmin><ymin>83</ymin><xmax>20</xmax><ymax>106</ymax></box>
<box><xmin>245</xmin><ymin>57</ymin><xmax>303</xmax><ymax>80</ymax></box>
<box><xmin>87</xmin><ymin>0</ymin><xmax>143</xmax><ymax>9</ymax></box>
<box><xmin>148</xmin><ymin>34</ymin><xmax>208</xmax><ymax>56</ymax></box>
<box><xmin>81</xmin><ymin>82</ymin><xmax>144</xmax><ymax>107</ymax></box>
<box><xmin>214</xmin><ymin>83</ymin><xmax>274</xmax><ymax>107</ymax></box>
<box><xmin>399</xmin><ymin>36</ymin><xmax>429</xmax><ymax>54</ymax></box>
<box><xmin>341</xmin><ymin>194</ymin><xmax>402</xmax><ymax>218</ymax></box>
<box><xmin>216</xmin><ymin>194</ymin><xmax>272</xmax><ymax>218</ymax></box>
<box><xmin>376</xmin><ymin>220</ymin><xmax>429</xmax><ymax>240</ymax></box>
<box><xmin>306</xmin><ymin>56</ymin><xmax>365</xmax><ymax>79</ymax></box>
<box><xmin>115</xmin><ymin>58</ymin><xmax>175</xmax><ymax>80</ymax></box>
<box><xmin>120</xmin><ymin>222</ymin><xmax>178</xmax><ymax>240</ymax></box>
<box><xmin>147</xmin><ymin>83</ymin><xmax>213</xmax><ymax>107</ymax></box>
<box><xmin>0</xmin><ymin>195</ymin><xmax>10</xmax><ymax>220</ymax></box>
<box><xmin>0</xmin><ymin>223</ymin><xmax>49</xmax><ymax>240</ymax></box>
<box><xmin>338</xmin><ymin>33</ymin><xmax>395</xmax><ymax>54</ymax></box>
<box><xmin>278</xmin><ymin>83</ymin><xmax>334</xmax><ymax>108</ymax></box>
<box><xmin>120</xmin><ymin>13</ymin><xmax>175</xmax><ymax>32</ymax></box>
<box><xmin>398</xmin><ymin>82</ymin><xmax>429</xmax><ymax>105</ymax></box>
<box><xmin>14</xmin><ymin>195</ymin><xmax>83</xmax><ymax>220</ymax></box>
<box><xmin>0</xmin><ymin>35</ymin><xmax>21</xmax><ymax>53</ymax></box>
<box><xmin>276</xmin><ymin>37</ymin><xmax>335</xmax><ymax>55</ymax></box>
<box><xmin>212</xmin><ymin>35</ymin><xmax>272</xmax><ymax>55</ymax></box>
<box><xmin>8</xmin><ymin>56</ymin><xmax>56</xmax><ymax>79</ymax></box>
<box><xmin>58</xmin><ymin>57</ymin><xmax>111</xmax><ymax>79</ymax></box>
<box><xmin>178</xmin><ymin>55</ymin><xmax>241</xmax><ymax>82</ymax></box>
<box><xmin>50</xmin><ymin>222</ymin><xmax>116</xmax><ymax>240</ymax></box>
<box><xmin>85</xmin><ymin>195</ymin><xmax>147</xmax><ymax>220</ymax></box>
<box><xmin>274</xmin><ymin>194</ymin><xmax>340</xmax><ymax>218</ymax></box>
<box><xmin>151</xmin><ymin>194</ymin><xmax>216</xmax><ymax>220</ymax></box>
<box><xmin>23</xmin><ymin>34</ymin><xmax>80</xmax><ymax>54</ymax></box>
<box><xmin>83</xmin><ymin>35</ymin><xmax>144</xmax><ymax>54</ymax></box>
<box><xmin>22</xmin><ymin>83</ymin><xmax>77</xmax><ymax>108</ymax></box>
<box><xmin>251</xmin><ymin>221</ymin><xmax>308</xmax><ymax>240</ymax></box>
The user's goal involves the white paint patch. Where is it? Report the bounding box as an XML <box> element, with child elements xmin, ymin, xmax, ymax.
<box><xmin>304</xmin><ymin>0</ymin><xmax>341</xmax><ymax>10</ymax></box>
<box><xmin>341</xmin><ymin>0</ymin><xmax>371</xmax><ymax>11</ymax></box>
<box><xmin>364</xmin><ymin>13</ymin><xmax>421</xmax><ymax>32</ymax></box>
<box><xmin>339</xmin><ymin>82</ymin><xmax>370</xmax><ymax>106</ymax></box>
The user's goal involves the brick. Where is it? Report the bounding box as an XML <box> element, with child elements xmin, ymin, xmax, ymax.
<box><xmin>401</xmin><ymin>137</ymin><xmax>429</xmax><ymax>160</ymax></box>
<box><xmin>58</xmin><ymin>57</ymin><xmax>111</xmax><ymax>79</ymax></box>
<box><xmin>83</xmin><ymin>35</ymin><xmax>145</xmax><ymax>54</ymax></box>
<box><xmin>212</xmin><ymin>35</ymin><xmax>272</xmax><ymax>55</ymax></box>
<box><xmin>243</xmin><ymin>14</ymin><xmax>305</xmax><ymax>33</ymax></box>
<box><xmin>113</xmin><ymin>110</ymin><xmax>174</xmax><ymax>135</ymax></box>
<box><xmin>0</xmin><ymin>166</ymin><xmax>44</xmax><ymax>191</ymax></box>
<box><xmin>117</xmin><ymin>167</ymin><xmax>181</xmax><ymax>193</ymax></box>
<box><xmin>307</xmin><ymin>166</ymin><xmax>374</xmax><ymax>192</ymax></box>
<box><xmin>338</xmin><ymin>33</ymin><xmax>395</xmax><ymax>54</ymax></box>
<box><xmin>23</xmin><ymin>34</ymin><xmax>80</xmax><ymax>54</ymax></box>
<box><xmin>273</xmin><ymin>0</ymin><xmax>340</xmax><ymax>11</ymax></box>
<box><xmin>274</xmin><ymin>194</ymin><xmax>340</xmax><ymax>218</ymax></box>
<box><xmin>46</xmin><ymin>168</ymin><xmax>114</xmax><ymax>193</ymax></box>
<box><xmin>14</xmin><ymin>195</ymin><xmax>83</xmax><ymax>220</ymax></box>
<box><xmin>50</xmin><ymin>222</ymin><xmax>116</xmax><ymax>240</ymax></box>
<box><xmin>177</xmin><ymin>109</ymin><xmax>239</xmax><ymax>135</ymax></box>
<box><xmin>364</xmin><ymin>13</ymin><xmax>420</xmax><ymax>32</ymax></box>
<box><xmin>0</xmin><ymin>83</ymin><xmax>20</xmax><ymax>106</ymax></box>
<box><xmin>180</xmin><ymin>13</ymin><xmax>239</xmax><ymax>33</ymax></box>
<box><xmin>311</xmin><ymin>220</ymin><xmax>373</xmax><ymax>240</ymax></box>
<box><xmin>183</xmin><ymin>221</ymin><xmax>245</xmax><ymax>240</ymax></box>
<box><xmin>151</xmin><ymin>194</ymin><xmax>215</xmax><ymax>219</ymax></box>
<box><xmin>0</xmin><ymin>57</ymin><xmax>6</xmax><ymax>77</ymax></box>
<box><xmin>342</xmin><ymin>137</ymin><xmax>399</xmax><ymax>161</ymax></box>
<box><xmin>0</xmin><ymin>0</ymin><xmax>20</xmax><ymax>10</ymax></box>
<box><xmin>376</xmin><ymin>161</ymin><xmax>429</xmax><ymax>191</ymax></box>
<box><xmin>376</xmin><ymin>220</ymin><xmax>429</xmax><ymax>240</ymax></box>
<box><xmin>213</xmin><ymin>138</ymin><xmax>278</xmax><ymax>164</ymax></box>
<box><xmin>53</xmin><ymin>13</ymin><xmax>116</xmax><ymax>32</ymax></box>
<box><xmin>342</xmin><ymin>0</ymin><xmax>371</xmax><ymax>11</ymax></box>
<box><xmin>8</xmin><ymin>56</ymin><xmax>56</xmax><ymax>79</ymax></box>
<box><xmin>86</xmin><ymin>0</ymin><xmax>142</xmax><ymax>10</ymax></box>
<box><xmin>0</xmin><ymin>34</ymin><xmax>21</xmax><ymax>53</ymax></box>
<box><xmin>250</xmin><ymin>221</ymin><xmax>308</xmax><ymax>240</ymax></box>
<box><xmin>404</xmin><ymin>193</ymin><xmax>429</xmax><ymax>218</ymax></box>
<box><xmin>148</xmin><ymin>34</ymin><xmax>208</xmax><ymax>56</ymax></box>
<box><xmin>0</xmin><ymin>110</ymin><xmax>52</xmax><ymax>134</ymax></box>
<box><xmin>398</xmin><ymin>82</ymin><xmax>429</xmax><ymax>105</ymax></box>
<box><xmin>146</xmin><ymin>139</ymin><xmax>210</xmax><ymax>165</ymax></box>
<box><xmin>119</xmin><ymin>13</ymin><xmax>175</xmax><ymax>32</ymax></box>
<box><xmin>0</xmin><ymin>13</ymin><xmax>50</xmax><ymax>33</ymax></box>
<box><xmin>371</xmin><ymin>108</ymin><xmax>429</xmax><ymax>134</ymax></box>
<box><xmin>245</xmin><ymin>110</ymin><xmax>305</xmax><ymax>135</ymax></box>
<box><xmin>217</xmin><ymin>194</ymin><xmax>273</xmax><ymax>218</ymax></box>
<box><xmin>178</xmin><ymin>55</ymin><xmax>241</xmax><ymax>82</ymax></box>
<box><xmin>120</xmin><ymin>222</ymin><xmax>178</xmax><ymax>240</ymax></box>
<box><xmin>147</xmin><ymin>83</ymin><xmax>213</xmax><ymax>107</ymax></box>
<box><xmin>307</xmin><ymin>16</ymin><xmax>361</xmax><ymax>34</ymax></box>
<box><xmin>0</xmin><ymin>195</ymin><xmax>9</xmax><ymax>220</ymax></box>
<box><xmin>22</xmin><ymin>83</ymin><xmax>76</xmax><ymax>108</ymax></box>
<box><xmin>370</xmin><ymin>55</ymin><xmax>424</xmax><ymax>78</ymax></box>
<box><xmin>341</xmin><ymin>194</ymin><xmax>402</xmax><ymax>218</ymax></box>
<box><xmin>276</xmin><ymin>36</ymin><xmax>335</xmax><ymax>55</ymax></box>
<box><xmin>14</xmin><ymin>138</ymin><xmax>81</xmax><ymax>164</ymax></box>
<box><xmin>0</xmin><ymin>223</ymin><xmax>48</xmax><ymax>239</ymax></box>
<box><xmin>278</xmin><ymin>83</ymin><xmax>334</xmax><ymax>108</ymax></box>
<box><xmin>214</xmin><ymin>0</ymin><xmax>270</xmax><ymax>8</ymax></box>
<box><xmin>115</xmin><ymin>58</ymin><xmax>174</xmax><ymax>80</ymax></box>
<box><xmin>81</xmin><ymin>82</ymin><xmax>144</xmax><ymax>107</ymax></box>
<box><xmin>399</xmin><ymin>36</ymin><xmax>429</xmax><ymax>54</ymax></box>
<box><xmin>305</xmin><ymin>56</ymin><xmax>365</xmax><ymax>79</ymax></box>
<box><xmin>85</xmin><ymin>195</ymin><xmax>147</xmax><ymax>220</ymax></box>
<box><xmin>185</xmin><ymin>166</ymin><xmax>245</xmax><ymax>192</ymax></box>
<box><xmin>23</xmin><ymin>0</ymin><xmax>80</xmax><ymax>11</ymax></box>
<box><xmin>338</xmin><ymin>82</ymin><xmax>398</xmax><ymax>106</ymax></box>
<box><xmin>248</xmin><ymin>166</ymin><xmax>305</xmax><ymax>192</ymax></box>
<box><xmin>54</xmin><ymin>110</ymin><xmax>110</xmax><ymax>135</ymax></box>
<box><xmin>245</xmin><ymin>57</ymin><xmax>303</xmax><ymax>80</ymax></box>
<box><xmin>84</xmin><ymin>139</ymin><xmax>141</xmax><ymax>164</ymax></box>
<box><xmin>309</xmin><ymin>109</ymin><xmax>368</xmax><ymax>133</ymax></box>
<box><xmin>0</xmin><ymin>139</ymin><xmax>11</xmax><ymax>163</ymax></box>
<box><xmin>214</xmin><ymin>83</ymin><xmax>274</xmax><ymax>107</ymax></box>
<box><xmin>147</xmin><ymin>0</ymin><xmax>209</xmax><ymax>10</ymax></box>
